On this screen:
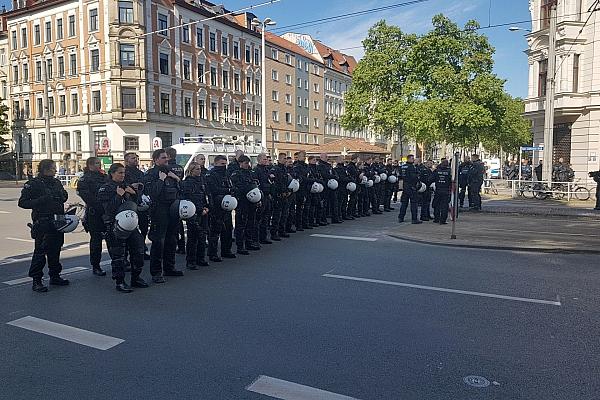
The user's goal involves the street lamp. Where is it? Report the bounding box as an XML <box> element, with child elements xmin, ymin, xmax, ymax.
<box><xmin>251</xmin><ymin>17</ymin><xmax>277</xmax><ymax>152</ymax></box>
<box><xmin>508</xmin><ymin>26</ymin><xmax>532</xmax><ymax>33</ymax></box>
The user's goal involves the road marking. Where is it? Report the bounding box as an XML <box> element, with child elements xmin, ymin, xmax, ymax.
<box><xmin>478</xmin><ymin>227</ymin><xmax>588</xmax><ymax>237</ymax></box>
<box><xmin>5</xmin><ymin>237</ymin><xmax>34</xmax><ymax>243</ymax></box>
<box><xmin>6</xmin><ymin>316</ymin><xmax>124</xmax><ymax>350</ymax></box>
<box><xmin>311</xmin><ymin>234</ymin><xmax>377</xmax><ymax>242</ymax></box>
<box><xmin>0</xmin><ymin>210</ymin><xmax>11</xmax><ymax>214</ymax></box>
<box><xmin>64</xmin><ymin>244</ymin><xmax>89</xmax><ymax>252</ymax></box>
<box><xmin>2</xmin><ymin>267</ymin><xmax>89</xmax><ymax>285</ymax></box>
<box><xmin>323</xmin><ymin>274</ymin><xmax>562</xmax><ymax>306</ymax></box>
<box><xmin>247</xmin><ymin>376</ymin><xmax>360</xmax><ymax>400</ymax></box>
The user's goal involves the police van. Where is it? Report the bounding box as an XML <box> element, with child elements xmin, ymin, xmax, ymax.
<box><xmin>170</xmin><ymin>136</ymin><xmax>267</xmax><ymax>170</ymax></box>
<box><xmin>482</xmin><ymin>158</ymin><xmax>501</xmax><ymax>179</ymax></box>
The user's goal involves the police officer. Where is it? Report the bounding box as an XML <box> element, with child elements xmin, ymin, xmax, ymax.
<box><xmin>590</xmin><ymin>171</ymin><xmax>600</xmax><ymax>210</ymax></box>
<box><xmin>98</xmin><ymin>163</ymin><xmax>148</xmax><ymax>292</ymax></box>
<box><xmin>205</xmin><ymin>155</ymin><xmax>236</xmax><ymax>262</ymax></box>
<box><xmin>398</xmin><ymin>155</ymin><xmax>422</xmax><ymax>224</ymax></box>
<box><xmin>307</xmin><ymin>156</ymin><xmax>325</xmax><ymax>226</ymax></box>
<box><xmin>146</xmin><ymin>148</ymin><xmax>184</xmax><ymax>283</ymax></box>
<box><xmin>182</xmin><ymin>162</ymin><xmax>209</xmax><ymax>269</ymax></box>
<box><xmin>285</xmin><ymin>156</ymin><xmax>298</xmax><ymax>234</ymax></box>
<box><xmin>468</xmin><ymin>154</ymin><xmax>485</xmax><ymax>211</ymax></box>
<box><xmin>458</xmin><ymin>156</ymin><xmax>472</xmax><ymax>208</ymax></box>
<box><xmin>254</xmin><ymin>153</ymin><xmax>274</xmax><ymax>244</ymax></box>
<box><xmin>165</xmin><ymin>147</ymin><xmax>186</xmax><ymax>255</ymax></box>
<box><xmin>77</xmin><ymin>157</ymin><xmax>108</xmax><ymax>276</ymax></box>
<box><xmin>292</xmin><ymin>151</ymin><xmax>310</xmax><ymax>230</ymax></box>
<box><xmin>333</xmin><ymin>156</ymin><xmax>353</xmax><ymax>220</ymax></box>
<box><xmin>318</xmin><ymin>153</ymin><xmax>341</xmax><ymax>223</ymax></box>
<box><xmin>231</xmin><ymin>156</ymin><xmax>261</xmax><ymax>255</ymax></box>
<box><xmin>418</xmin><ymin>160</ymin><xmax>433</xmax><ymax>221</ymax></box>
<box><xmin>270</xmin><ymin>153</ymin><xmax>292</xmax><ymax>240</ymax></box>
<box><xmin>383</xmin><ymin>158</ymin><xmax>395</xmax><ymax>211</ymax></box>
<box><xmin>357</xmin><ymin>161</ymin><xmax>370</xmax><ymax>217</ymax></box>
<box><xmin>124</xmin><ymin>152</ymin><xmax>150</xmax><ymax>259</ymax></box>
<box><xmin>431</xmin><ymin>159</ymin><xmax>452</xmax><ymax>224</ymax></box>
<box><xmin>363</xmin><ymin>158</ymin><xmax>381</xmax><ymax>215</ymax></box>
<box><xmin>18</xmin><ymin>159</ymin><xmax>70</xmax><ymax>292</ymax></box>
<box><xmin>227</xmin><ymin>149</ymin><xmax>244</xmax><ymax>176</ymax></box>
<box><xmin>346</xmin><ymin>155</ymin><xmax>360</xmax><ymax>218</ymax></box>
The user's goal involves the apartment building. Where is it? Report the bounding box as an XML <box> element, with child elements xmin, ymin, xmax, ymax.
<box><xmin>525</xmin><ymin>0</ymin><xmax>599</xmax><ymax>179</ymax></box>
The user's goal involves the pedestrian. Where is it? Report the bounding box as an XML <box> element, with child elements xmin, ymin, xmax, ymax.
<box><xmin>124</xmin><ymin>152</ymin><xmax>150</xmax><ymax>259</ymax></box>
<box><xmin>77</xmin><ymin>157</ymin><xmax>108</xmax><ymax>276</ymax></box>
<box><xmin>534</xmin><ymin>160</ymin><xmax>543</xmax><ymax>182</ymax></box>
<box><xmin>205</xmin><ymin>155</ymin><xmax>236</xmax><ymax>262</ymax></box>
<box><xmin>146</xmin><ymin>148</ymin><xmax>184</xmax><ymax>283</ymax></box>
<box><xmin>18</xmin><ymin>159</ymin><xmax>71</xmax><ymax>292</ymax></box>
<box><xmin>231</xmin><ymin>155</ymin><xmax>261</xmax><ymax>255</ymax></box>
<box><xmin>254</xmin><ymin>153</ymin><xmax>274</xmax><ymax>243</ymax></box>
<box><xmin>182</xmin><ymin>162</ymin><xmax>209</xmax><ymax>269</ymax></box>
<box><xmin>98</xmin><ymin>163</ymin><xmax>148</xmax><ymax>293</ymax></box>
<box><xmin>398</xmin><ymin>154</ymin><xmax>422</xmax><ymax>224</ymax></box>
<box><xmin>468</xmin><ymin>154</ymin><xmax>485</xmax><ymax>211</ymax></box>
<box><xmin>431</xmin><ymin>159</ymin><xmax>452</xmax><ymax>224</ymax></box>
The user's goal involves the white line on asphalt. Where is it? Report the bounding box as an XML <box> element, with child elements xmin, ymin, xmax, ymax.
<box><xmin>0</xmin><ymin>210</ymin><xmax>11</xmax><ymax>214</ymax></box>
<box><xmin>6</xmin><ymin>316</ymin><xmax>124</xmax><ymax>350</ymax></box>
<box><xmin>311</xmin><ymin>234</ymin><xmax>377</xmax><ymax>242</ymax></box>
<box><xmin>247</xmin><ymin>376</ymin><xmax>360</xmax><ymax>400</ymax></box>
<box><xmin>64</xmin><ymin>244</ymin><xmax>89</xmax><ymax>252</ymax></box>
<box><xmin>323</xmin><ymin>274</ymin><xmax>562</xmax><ymax>306</ymax></box>
<box><xmin>2</xmin><ymin>267</ymin><xmax>90</xmax><ymax>285</ymax></box>
<box><xmin>5</xmin><ymin>237</ymin><xmax>34</xmax><ymax>243</ymax></box>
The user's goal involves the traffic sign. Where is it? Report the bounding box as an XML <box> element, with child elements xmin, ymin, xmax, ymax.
<box><xmin>521</xmin><ymin>146</ymin><xmax>544</xmax><ymax>151</ymax></box>
<box><xmin>152</xmin><ymin>137</ymin><xmax>163</xmax><ymax>150</ymax></box>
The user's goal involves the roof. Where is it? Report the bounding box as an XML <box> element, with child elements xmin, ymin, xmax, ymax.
<box><xmin>306</xmin><ymin>138</ymin><xmax>388</xmax><ymax>155</ymax></box>
<box><xmin>265</xmin><ymin>32</ymin><xmax>320</xmax><ymax>62</ymax></box>
<box><xmin>313</xmin><ymin>40</ymin><xmax>358</xmax><ymax>75</ymax></box>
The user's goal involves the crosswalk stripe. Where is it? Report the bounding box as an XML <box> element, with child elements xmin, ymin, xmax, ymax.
<box><xmin>247</xmin><ymin>376</ymin><xmax>360</xmax><ymax>400</ymax></box>
<box><xmin>310</xmin><ymin>234</ymin><xmax>377</xmax><ymax>242</ymax></box>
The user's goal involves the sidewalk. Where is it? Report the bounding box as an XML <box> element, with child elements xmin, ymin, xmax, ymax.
<box><xmin>387</xmin><ymin>212</ymin><xmax>600</xmax><ymax>254</ymax></box>
<box><xmin>480</xmin><ymin>194</ymin><xmax>600</xmax><ymax>220</ymax></box>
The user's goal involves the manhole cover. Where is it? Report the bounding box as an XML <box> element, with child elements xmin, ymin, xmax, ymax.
<box><xmin>463</xmin><ymin>375</ymin><xmax>491</xmax><ymax>388</ymax></box>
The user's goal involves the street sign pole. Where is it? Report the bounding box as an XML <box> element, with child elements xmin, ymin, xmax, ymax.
<box><xmin>451</xmin><ymin>151</ymin><xmax>460</xmax><ymax>240</ymax></box>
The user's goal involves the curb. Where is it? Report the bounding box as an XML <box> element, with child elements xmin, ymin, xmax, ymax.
<box><xmin>475</xmin><ymin>208</ymin><xmax>600</xmax><ymax>221</ymax></box>
<box><xmin>387</xmin><ymin>234</ymin><xmax>600</xmax><ymax>255</ymax></box>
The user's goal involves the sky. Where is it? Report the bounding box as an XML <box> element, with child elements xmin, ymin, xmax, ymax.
<box><xmin>0</xmin><ymin>0</ymin><xmax>532</xmax><ymax>97</ymax></box>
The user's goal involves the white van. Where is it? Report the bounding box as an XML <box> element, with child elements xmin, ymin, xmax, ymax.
<box><xmin>482</xmin><ymin>158</ymin><xmax>501</xmax><ymax>179</ymax></box>
<box><xmin>170</xmin><ymin>136</ymin><xmax>267</xmax><ymax>170</ymax></box>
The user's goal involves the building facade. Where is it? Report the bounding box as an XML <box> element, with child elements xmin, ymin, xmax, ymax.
<box><xmin>525</xmin><ymin>0</ymin><xmax>599</xmax><ymax>180</ymax></box>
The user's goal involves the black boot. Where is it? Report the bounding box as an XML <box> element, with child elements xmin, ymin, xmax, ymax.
<box><xmin>92</xmin><ymin>266</ymin><xmax>106</xmax><ymax>276</ymax></box>
<box><xmin>116</xmin><ymin>282</ymin><xmax>134</xmax><ymax>293</ymax></box>
<box><xmin>49</xmin><ymin>276</ymin><xmax>70</xmax><ymax>286</ymax></box>
<box><xmin>186</xmin><ymin>262</ymin><xmax>199</xmax><ymax>270</ymax></box>
<box><xmin>32</xmin><ymin>279</ymin><xmax>48</xmax><ymax>292</ymax></box>
<box><xmin>131</xmin><ymin>276</ymin><xmax>149</xmax><ymax>288</ymax></box>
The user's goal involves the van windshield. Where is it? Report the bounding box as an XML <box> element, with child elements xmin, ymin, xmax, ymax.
<box><xmin>176</xmin><ymin>154</ymin><xmax>192</xmax><ymax>168</ymax></box>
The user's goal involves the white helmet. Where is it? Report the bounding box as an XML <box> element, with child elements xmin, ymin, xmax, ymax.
<box><xmin>288</xmin><ymin>179</ymin><xmax>300</xmax><ymax>193</ymax></box>
<box><xmin>178</xmin><ymin>200</ymin><xmax>197</xmax><ymax>219</ymax></box>
<box><xmin>430</xmin><ymin>182</ymin><xmax>436</xmax><ymax>191</ymax></box>
<box><xmin>380</xmin><ymin>173</ymin><xmax>388</xmax><ymax>181</ymax></box>
<box><xmin>137</xmin><ymin>194</ymin><xmax>151</xmax><ymax>212</ymax></box>
<box><xmin>114</xmin><ymin>210</ymin><xmax>138</xmax><ymax>239</ymax></box>
<box><xmin>311</xmin><ymin>182</ymin><xmax>321</xmax><ymax>194</ymax></box>
<box><xmin>346</xmin><ymin>182</ymin><xmax>357</xmax><ymax>192</ymax></box>
<box><xmin>388</xmin><ymin>175</ymin><xmax>398</xmax><ymax>184</ymax></box>
<box><xmin>417</xmin><ymin>182</ymin><xmax>427</xmax><ymax>193</ymax></box>
<box><xmin>246</xmin><ymin>188</ymin><xmax>262</xmax><ymax>203</ymax></box>
<box><xmin>221</xmin><ymin>195</ymin><xmax>238</xmax><ymax>211</ymax></box>
<box><xmin>361</xmin><ymin>176</ymin><xmax>368</xmax><ymax>185</ymax></box>
<box><xmin>316</xmin><ymin>183</ymin><xmax>324</xmax><ymax>193</ymax></box>
<box><xmin>366</xmin><ymin>180</ymin><xmax>374</xmax><ymax>188</ymax></box>
<box><xmin>327</xmin><ymin>179</ymin><xmax>339</xmax><ymax>190</ymax></box>
<box><xmin>54</xmin><ymin>214</ymin><xmax>80</xmax><ymax>233</ymax></box>
<box><xmin>374</xmin><ymin>175</ymin><xmax>381</xmax><ymax>184</ymax></box>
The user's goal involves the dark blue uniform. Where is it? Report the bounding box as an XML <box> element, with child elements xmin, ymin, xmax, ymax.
<box><xmin>205</xmin><ymin>166</ymin><xmax>234</xmax><ymax>259</ymax></box>
<box><xmin>182</xmin><ymin>175</ymin><xmax>208</xmax><ymax>267</ymax></box>
<box><xmin>431</xmin><ymin>166</ymin><xmax>452</xmax><ymax>223</ymax></box>
<box><xmin>398</xmin><ymin>162</ymin><xmax>420</xmax><ymax>223</ymax></box>
<box><xmin>77</xmin><ymin>170</ymin><xmax>108</xmax><ymax>271</ymax></box>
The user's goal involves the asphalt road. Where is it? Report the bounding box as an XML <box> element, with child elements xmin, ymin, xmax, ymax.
<box><xmin>0</xmin><ymin>187</ymin><xmax>598</xmax><ymax>400</ymax></box>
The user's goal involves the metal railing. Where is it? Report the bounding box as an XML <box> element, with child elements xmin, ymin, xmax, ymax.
<box><xmin>508</xmin><ymin>179</ymin><xmax>597</xmax><ymax>201</ymax></box>
<box><xmin>56</xmin><ymin>174</ymin><xmax>81</xmax><ymax>188</ymax></box>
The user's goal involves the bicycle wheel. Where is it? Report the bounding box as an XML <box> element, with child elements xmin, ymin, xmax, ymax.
<box><xmin>574</xmin><ymin>187</ymin><xmax>591</xmax><ymax>201</ymax></box>
<box><xmin>521</xmin><ymin>185</ymin><xmax>534</xmax><ymax>199</ymax></box>
<box><xmin>533</xmin><ymin>189</ymin><xmax>548</xmax><ymax>200</ymax></box>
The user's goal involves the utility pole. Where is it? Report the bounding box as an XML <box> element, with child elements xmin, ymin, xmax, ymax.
<box><xmin>543</xmin><ymin>4</ymin><xmax>557</xmax><ymax>184</ymax></box>
<box><xmin>42</xmin><ymin>60</ymin><xmax>52</xmax><ymax>160</ymax></box>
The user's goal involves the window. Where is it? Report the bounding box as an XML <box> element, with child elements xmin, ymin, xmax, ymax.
<box><xmin>0</xmin><ymin>50</ymin><xmax>5</xmax><ymax>67</ymax></box>
<box><xmin>541</xmin><ymin>0</ymin><xmax>557</xmax><ymax>30</ymax></box>
<box><xmin>297</xmin><ymin>78</ymin><xmax>302</xmax><ymax>88</ymax></box>
<box><xmin>34</xmin><ymin>25</ymin><xmax>40</xmax><ymax>45</ymax></box>
<box><xmin>272</xmin><ymin>90</ymin><xmax>279</xmax><ymax>101</ymax></box>
<box><xmin>24</xmin><ymin>100</ymin><xmax>30</xmax><ymax>118</ymax></box>
<box><xmin>234</xmin><ymin>73</ymin><xmax>240</xmax><ymax>91</ymax></box>
<box><xmin>234</xmin><ymin>106</ymin><xmax>240</xmax><ymax>123</ymax></box>
<box><xmin>255</xmin><ymin>79</ymin><xmax>260</xmax><ymax>95</ymax></box>
<box><xmin>75</xmin><ymin>131</ymin><xmax>82</xmax><ymax>151</ymax></box>
<box><xmin>159</xmin><ymin>53</ymin><xmax>169</xmax><ymax>75</ymax></box>
<box><xmin>222</xmin><ymin>70</ymin><xmax>229</xmax><ymax>89</ymax></box>
<box><xmin>58</xmin><ymin>56</ymin><xmax>65</xmax><ymax>77</ymax></box>
<box><xmin>120</xmin><ymin>44</ymin><xmax>135</xmax><ymax>66</ymax></box>
<box><xmin>46</xmin><ymin>59</ymin><xmax>53</xmax><ymax>79</ymax></box>
<box><xmin>68</xmin><ymin>15</ymin><xmax>76</xmax><ymax>37</ymax></box>
<box><xmin>37</xmin><ymin>98</ymin><xmax>44</xmax><ymax>118</ymax></box>
<box><xmin>211</xmin><ymin>102</ymin><xmax>218</xmax><ymax>121</ymax></box>
<box><xmin>285</xmin><ymin>74</ymin><xmax>292</xmax><ymax>85</ymax></box>
<box><xmin>233</xmin><ymin>41</ymin><xmax>239</xmax><ymax>59</ymax></box>
<box><xmin>285</xmin><ymin>112</ymin><xmax>291</xmax><ymax>123</ymax></box>
<box><xmin>304</xmin><ymin>116</ymin><xmax>309</xmax><ymax>126</ymax></box>
<box><xmin>90</xmin><ymin>49</ymin><xmax>100</xmax><ymax>72</ymax></box>
<box><xmin>1</xmin><ymin>81</ymin><xmax>5</xmax><ymax>99</ymax></box>
<box><xmin>297</xmin><ymin>59</ymin><xmax>302</xmax><ymax>69</ymax></box>
<box><xmin>297</xmin><ymin>96</ymin><xmax>301</xmax><ymax>107</ymax></box>
<box><xmin>285</xmin><ymin>94</ymin><xmax>291</xmax><ymax>104</ymax></box>
<box><xmin>254</xmin><ymin>49</ymin><xmax>260</xmax><ymax>65</ymax></box>
<box><xmin>246</xmin><ymin>76</ymin><xmax>252</xmax><ymax>93</ymax></box>
<box><xmin>92</xmin><ymin>90</ymin><xmax>101</xmax><ymax>112</ymax></box>
<box><xmin>45</xmin><ymin>21</ymin><xmax>51</xmax><ymax>42</ymax></box>
<box><xmin>209</xmin><ymin>32</ymin><xmax>216</xmax><ymax>52</ymax></box>
<box><xmin>208</xmin><ymin>66</ymin><xmax>217</xmax><ymax>86</ymax></box>
<box><xmin>59</xmin><ymin>95</ymin><xmax>66</xmax><ymax>116</ymax></box>
<box><xmin>119</xmin><ymin>1</ymin><xmax>134</xmax><ymax>23</ymax></box>
<box><xmin>122</xmin><ymin>87</ymin><xmax>136</xmax><ymax>109</ymax></box>
<box><xmin>11</xmin><ymin>31</ymin><xmax>17</xmax><ymax>50</ymax></box>
<box><xmin>313</xmin><ymin>134</ymin><xmax>319</xmax><ymax>144</ymax></box>
<box><xmin>314</xmin><ymin>100</ymin><xmax>319</xmax><ymax>110</ymax></box>
<box><xmin>245</xmin><ymin>45</ymin><xmax>251</xmax><ymax>63</ymax></box>
<box><xmin>573</xmin><ymin>54</ymin><xmax>580</xmax><ymax>92</ymax></box>
<box><xmin>160</xmin><ymin>93</ymin><xmax>170</xmax><ymax>114</ymax></box>
<box><xmin>255</xmin><ymin>110</ymin><xmax>260</xmax><ymax>125</ymax></box>
<box><xmin>52</xmin><ymin>133</ymin><xmax>57</xmax><ymax>152</ymax></box>
<box><xmin>314</xmin><ymin>118</ymin><xmax>319</xmax><ymax>128</ymax></box>
<box><xmin>285</xmin><ymin>54</ymin><xmax>291</xmax><ymax>64</ymax></box>
<box><xmin>272</xmin><ymin>131</ymin><xmax>279</xmax><ymax>141</ymax></box>
<box><xmin>197</xmin><ymin>63</ymin><xmax>205</xmax><ymax>83</ymax></box>
<box><xmin>39</xmin><ymin>133</ymin><xmax>46</xmax><ymax>152</ymax></box>
<box><xmin>124</xmin><ymin>136</ymin><xmax>139</xmax><ymax>151</ymax></box>
<box><xmin>35</xmin><ymin>61</ymin><xmax>42</xmax><ymax>81</ymax></box>
<box><xmin>304</xmin><ymin>80</ymin><xmax>309</xmax><ymax>90</ymax></box>
<box><xmin>305</xmin><ymin>63</ymin><xmax>309</xmax><ymax>72</ymax></box>
<box><xmin>198</xmin><ymin>99</ymin><xmax>205</xmax><ymax>119</ymax></box>
<box><xmin>158</xmin><ymin>14</ymin><xmax>168</xmax><ymax>35</ymax></box>
<box><xmin>271</xmin><ymin>49</ymin><xmax>278</xmax><ymax>59</ymax></box>
<box><xmin>71</xmin><ymin>93</ymin><xmax>79</xmax><ymax>114</ymax></box>
<box><xmin>48</xmin><ymin>97</ymin><xmax>55</xmax><ymax>116</ymax></box>
<box><xmin>12</xmin><ymin>65</ymin><xmax>18</xmax><ymax>84</ymax></box>
<box><xmin>182</xmin><ymin>25</ymin><xmax>190</xmax><ymax>43</ymax></box>
<box><xmin>56</xmin><ymin>19</ymin><xmax>63</xmax><ymax>40</ymax></box>
<box><xmin>69</xmin><ymin>54</ymin><xmax>77</xmax><ymax>76</ymax></box>
<box><xmin>297</xmin><ymin>115</ymin><xmax>301</xmax><ymax>125</ymax></box>
<box><xmin>538</xmin><ymin>59</ymin><xmax>548</xmax><ymax>97</ymax></box>
<box><xmin>13</xmin><ymin>101</ymin><xmax>20</xmax><ymax>119</ymax></box>
<box><xmin>286</xmin><ymin>132</ymin><xmax>291</xmax><ymax>142</ymax></box>
<box><xmin>246</xmin><ymin>108</ymin><xmax>252</xmax><ymax>124</ymax></box>
<box><xmin>223</xmin><ymin>104</ymin><xmax>229</xmax><ymax>122</ymax></box>
<box><xmin>156</xmin><ymin>131</ymin><xmax>172</xmax><ymax>147</ymax></box>
<box><xmin>184</xmin><ymin>97</ymin><xmax>192</xmax><ymax>117</ymax></box>
<box><xmin>222</xmin><ymin>37</ymin><xmax>228</xmax><ymax>56</ymax></box>
<box><xmin>183</xmin><ymin>60</ymin><xmax>191</xmax><ymax>80</ymax></box>
<box><xmin>196</xmin><ymin>27</ymin><xmax>203</xmax><ymax>47</ymax></box>
<box><xmin>89</xmin><ymin>9</ymin><xmax>98</xmax><ymax>32</ymax></box>
<box><xmin>271</xmin><ymin>69</ymin><xmax>278</xmax><ymax>81</ymax></box>
<box><xmin>21</xmin><ymin>28</ymin><xmax>27</xmax><ymax>48</ymax></box>
<box><xmin>314</xmin><ymin>83</ymin><xmax>320</xmax><ymax>93</ymax></box>
<box><xmin>304</xmin><ymin>98</ymin><xmax>308</xmax><ymax>108</ymax></box>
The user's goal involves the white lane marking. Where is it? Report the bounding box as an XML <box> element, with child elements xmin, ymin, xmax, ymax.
<box><xmin>247</xmin><ymin>376</ymin><xmax>361</xmax><ymax>400</ymax></box>
<box><xmin>5</xmin><ymin>237</ymin><xmax>34</xmax><ymax>243</ymax></box>
<box><xmin>2</xmin><ymin>267</ymin><xmax>90</xmax><ymax>285</ymax></box>
<box><xmin>64</xmin><ymin>244</ymin><xmax>89</xmax><ymax>252</ymax></box>
<box><xmin>0</xmin><ymin>210</ymin><xmax>11</xmax><ymax>214</ymax></box>
<box><xmin>323</xmin><ymin>274</ymin><xmax>562</xmax><ymax>307</ymax></box>
<box><xmin>311</xmin><ymin>234</ymin><xmax>377</xmax><ymax>242</ymax></box>
<box><xmin>6</xmin><ymin>316</ymin><xmax>124</xmax><ymax>350</ymax></box>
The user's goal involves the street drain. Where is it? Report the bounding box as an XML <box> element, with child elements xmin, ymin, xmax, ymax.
<box><xmin>463</xmin><ymin>375</ymin><xmax>491</xmax><ymax>388</ymax></box>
